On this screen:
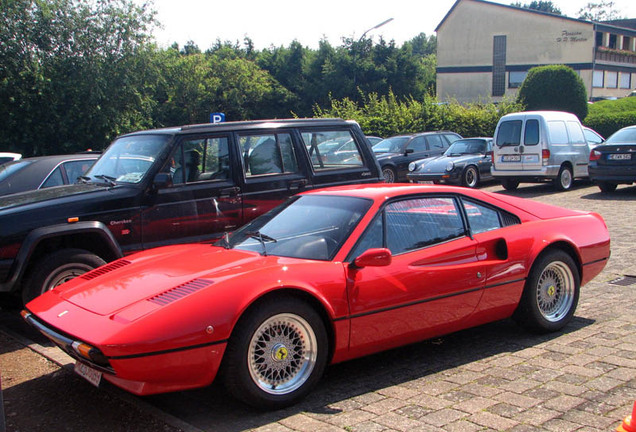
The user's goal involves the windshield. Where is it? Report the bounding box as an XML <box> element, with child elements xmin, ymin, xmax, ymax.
<box><xmin>444</xmin><ymin>139</ymin><xmax>487</xmax><ymax>156</ymax></box>
<box><xmin>84</xmin><ymin>134</ymin><xmax>172</xmax><ymax>185</ymax></box>
<box><xmin>373</xmin><ymin>137</ymin><xmax>409</xmax><ymax>153</ymax></box>
<box><xmin>219</xmin><ymin>195</ymin><xmax>372</xmax><ymax>260</ymax></box>
<box><xmin>607</xmin><ymin>127</ymin><xmax>636</xmax><ymax>144</ymax></box>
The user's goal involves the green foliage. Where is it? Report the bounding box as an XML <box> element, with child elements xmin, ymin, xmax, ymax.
<box><xmin>314</xmin><ymin>92</ymin><xmax>523</xmax><ymax>138</ymax></box>
<box><xmin>584</xmin><ymin>97</ymin><xmax>636</xmax><ymax>137</ymax></box>
<box><xmin>516</xmin><ymin>65</ymin><xmax>588</xmax><ymax>121</ymax></box>
<box><xmin>511</xmin><ymin>1</ymin><xmax>562</xmax><ymax>14</ymax></box>
<box><xmin>577</xmin><ymin>1</ymin><xmax>624</xmax><ymax>20</ymax></box>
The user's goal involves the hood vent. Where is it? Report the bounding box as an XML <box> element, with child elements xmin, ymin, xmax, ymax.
<box><xmin>80</xmin><ymin>259</ymin><xmax>131</xmax><ymax>281</ymax></box>
<box><xmin>147</xmin><ymin>278</ymin><xmax>213</xmax><ymax>306</ymax></box>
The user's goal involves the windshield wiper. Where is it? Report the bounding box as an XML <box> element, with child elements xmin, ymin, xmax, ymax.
<box><xmin>218</xmin><ymin>232</ymin><xmax>231</xmax><ymax>249</ymax></box>
<box><xmin>246</xmin><ymin>231</ymin><xmax>277</xmax><ymax>256</ymax></box>
<box><xmin>77</xmin><ymin>175</ymin><xmax>91</xmax><ymax>184</ymax></box>
<box><xmin>94</xmin><ymin>174</ymin><xmax>117</xmax><ymax>186</ymax></box>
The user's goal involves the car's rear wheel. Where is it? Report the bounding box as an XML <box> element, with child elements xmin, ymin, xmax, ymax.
<box><xmin>21</xmin><ymin>249</ymin><xmax>106</xmax><ymax>304</ymax></box>
<box><xmin>382</xmin><ymin>166</ymin><xmax>396</xmax><ymax>183</ymax></box>
<box><xmin>222</xmin><ymin>297</ymin><xmax>328</xmax><ymax>409</ymax></box>
<box><xmin>554</xmin><ymin>165</ymin><xmax>573</xmax><ymax>191</ymax></box>
<box><xmin>513</xmin><ymin>250</ymin><xmax>579</xmax><ymax>333</ymax></box>
<box><xmin>501</xmin><ymin>179</ymin><xmax>519</xmax><ymax>191</ymax></box>
<box><xmin>597</xmin><ymin>182</ymin><xmax>617</xmax><ymax>193</ymax></box>
<box><xmin>462</xmin><ymin>166</ymin><xmax>479</xmax><ymax>188</ymax></box>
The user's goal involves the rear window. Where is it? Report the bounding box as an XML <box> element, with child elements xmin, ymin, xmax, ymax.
<box><xmin>496</xmin><ymin>120</ymin><xmax>522</xmax><ymax>146</ymax></box>
<box><xmin>524</xmin><ymin>120</ymin><xmax>540</xmax><ymax>145</ymax></box>
<box><xmin>607</xmin><ymin>127</ymin><xmax>636</xmax><ymax>144</ymax></box>
<box><xmin>0</xmin><ymin>160</ymin><xmax>32</xmax><ymax>182</ymax></box>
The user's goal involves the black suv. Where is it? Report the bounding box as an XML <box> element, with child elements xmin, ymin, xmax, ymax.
<box><xmin>0</xmin><ymin>118</ymin><xmax>382</xmax><ymax>303</ymax></box>
<box><xmin>372</xmin><ymin>131</ymin><xmax>462</xmax><ymax>182</ymax></box>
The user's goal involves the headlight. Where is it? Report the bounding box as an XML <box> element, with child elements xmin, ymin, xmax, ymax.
<box><xmin>446</xmin><ymin>161</ymin><xmax>454</xmax><ymax>172</ymax></box>
<box><xmin>408</xmin><ymin>162</ymin><xmax>417</xmax><ymax>172</ymax></box>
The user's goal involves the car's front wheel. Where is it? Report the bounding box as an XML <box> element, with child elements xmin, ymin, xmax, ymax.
<box><xmin>222</xmin><ymin>297</ymin><xmax>328</xmax><ymax>409</ymax></box>
<box><xmin>22</xmin><ymin>249</ymin><xmax>106</xmax><ymax>304</ymax></box>
<box><xmin>513</xmin><ymin>250</ymin><xmax>579</xmax><ymax>333</ymax></box>
<box><xmin>462</xmin><ymin>166</ymin><xmax>479</xmax><ymax>188</ymax></box>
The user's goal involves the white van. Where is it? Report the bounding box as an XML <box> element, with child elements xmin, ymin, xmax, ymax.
<box><xmin>491</xmin><ymin>111</ymin><xmax>590</xmax><ymax>191</ymax></box>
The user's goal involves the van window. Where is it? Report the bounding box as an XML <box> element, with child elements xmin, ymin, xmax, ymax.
<box><xmin>301</xmin><ymin>130</ymin><xmax>364</xmax><ymax>170</ymax></box>
<box><xmin>496</xmin><ymin>120</ymin><xmax>522</xmax><ymax>146</ymax></box>
<box><xmin>239</xmin><ymin>133</ymin><xmax>299</xmax><ymax>177</ymax></box>
<box><xmin>524</xmin><ymin>120</ymin><xmax>540</xmax><ymax>145</ymax></box>
<box><xmin>566</xmin><ymin>121</ymin><xmax>586</xmax><ymax>144</ymax></box>
<box><xmin>547</xmin><ymin>121</ymin><xmax>568</xmax><ymax>144</ymax></box>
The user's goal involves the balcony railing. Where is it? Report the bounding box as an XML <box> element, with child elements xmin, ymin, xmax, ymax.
<box><xmin>595</xmin><ymin>47</ymin><xmax>636</xmax><ymax>64</ymax></box>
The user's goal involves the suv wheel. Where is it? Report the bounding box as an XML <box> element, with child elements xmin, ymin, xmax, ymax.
<box><xmin>22</xmin><ymin>249</ymin><xmax>106</xmax><ymax>304</ymax></box>
<box><xmin>554</xmin><ymin>166</ymin><xmax>573</xmax><ymax>191</ymax></box>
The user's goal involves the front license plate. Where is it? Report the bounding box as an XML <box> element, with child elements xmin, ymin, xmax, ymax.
<box><xmin>74</xmin><ymin>361</ymin><xmax>102</xmax><ymax>387</ymax></box>
<box><xmin>502</xmin><ymin>155</ymin><xmax>521</xmax><ymax>162</ymax></box>
<box><xmin>608</xmin><ymin>153</ymin><xmax>632</xmax><ymax>160</ymax></box>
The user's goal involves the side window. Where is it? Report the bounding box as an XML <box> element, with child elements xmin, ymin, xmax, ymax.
<box><xmin>496</xmin><ymin>120</ymin><xmax>522</xmax><ymax>146</ymax></box>
<box><xmin>349</xmin><ymin>215</ymin><xmax>383</xmax><ymax>259</ymax></box>
<box><xmin>463</xmin><ymin>200</ymin><xmax>502</xmax><ymax>234</ymax></box>
<box><xmin>566</xmin><ymin>121</ymin><xmax>586</xmax><ymax>144</ymax></box>
<box><xmin>547</xmin><ymin>121</ymin><xmax>569</xmax><ymax>144</ymax></box>
<box><xmin>524</xmin><ymin>119</ymin><xmax>540</xmax><ymax>145</ymax></box>
<box><xmin>41</xmin><ymin>166</ymin><xmax>64</xmax><ymax>188</ymax></box>
<box><xmin>407</xmin><ymin>136</ymin><xmax>428</xmax><ymax>152</ymax></box>
<box><xmin>239</xmin><ymin>133</ymin><xmax>298</xmax><ymax>177</ymax></box>
<box><xmin>426</xmin><ymin>134</ymin><xmax>445</xmax><ymax>150</ymax></box>
<box><xmin>62</xmin><ymin>160</ymin><xmax>94</xmax><ymax>185</ymax></box>
<box><xmin>172</xmin><ymin>136</ymin><xmax>230</xmax><ymax>184</ymax></box>
<box><xmin>443</xmin><ymin>134</ymin><xmax>462</xmax><ymax>145</ymax></box>
<box><xmin>301</xmin><ymin>130</ymin><xmax>364</xmax><ymax>170</ymax></box>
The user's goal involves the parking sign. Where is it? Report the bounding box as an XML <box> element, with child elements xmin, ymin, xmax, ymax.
<box><xmin>210</xmin><ymin>113</ymin><xmax>226</xmax><ymax>123</ymax></box>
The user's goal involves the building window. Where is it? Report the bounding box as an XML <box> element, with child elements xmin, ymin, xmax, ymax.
<box><xmin>508</xmin><ymin>71</ymin><xmax>527</xmax><ymax>88</ymax></box>
<box><xmin>620</xmin><ymin>72</ymin><xmax>631</xmax><ymax>89</ymax></box>
<box><xmin>606</xmin><ymin>71</ymin><xmax>618</xmax><ymax>88</ymax></box>
<box><xmin>623</xmin><ymin>36</ymin><xmax>631</xmax><ymax>51</ymax></box>
<box><xmin>595</xmin><ymin>31</ymin><xmax>603</xmax><ymax>47</ymax></box>
<box><xmin>609</xmin><ymin>34</ymin><xmax>617</xmax><ymax>49</ymax></box>
<box><xmin>593</xmin><ymin>70</ymin><xmax>604</xmax><ymax>88</ymax></box>
<box><xmin>492</xmin><ymin>35</ymin><xmax>506</xmax><ymax>97</ymax></box>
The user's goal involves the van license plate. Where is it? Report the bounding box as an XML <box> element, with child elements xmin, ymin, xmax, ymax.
<box><xmin>608</xmin><ymin>153</ymin><xmax>631</xmax><ymax>160</ymax></box>
<box><xmin>502</xmin><ymin>155</ymin><xmax>521</xmax><ymax>162</ymax></box>
<box><xmin>74</xmin><ymin>361</ymin><xmax>102</xmax><ymax>387</ymax></box>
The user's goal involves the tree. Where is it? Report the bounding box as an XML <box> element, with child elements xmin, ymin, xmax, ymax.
<box><xmin>516</xmin><ymin>65</ymin><xmax>588</xmax><ymax>120</ymax></box>
<box><xmin>577</xmin><ymin>1</ymin><xmax>624</xmax><ymax>21</ymax></box>
<box><xmin>512</xmin><ymin>1</ymin><xmax>562</xmax><ymax>15</ymax></box>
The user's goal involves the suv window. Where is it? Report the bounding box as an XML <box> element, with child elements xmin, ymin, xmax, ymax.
<box><xmin>496</xmin><ymin>120</ymin><xmax>522</xmax><ymax>146</ymax></box>
<box><xmin>301</xmin><ymin>130</ymin><xmax>364</xmax><ymax>170</ymax></box>
<box><xmin>239</xmin><ymin>133</ymin><xmax>298</xmax><ymax>177</ymax></box>
<box><xmin>408</xmin><ymin>136</ymin><xmax>428</xmax><ymax>152</ymax></box>
<box><xmin>426</xmin><ymin>135</ymin><xmax>445</xmax><ymax>150</ymax></box>
<box><xmin>443</xmin><ymin>134</ymin><xmax>462</xmax><ymax>145</ymax></box>
<box><xmin>173</xmin><ymin>136</ymin><xmax>231</xmax><ymax>183</ymax></box>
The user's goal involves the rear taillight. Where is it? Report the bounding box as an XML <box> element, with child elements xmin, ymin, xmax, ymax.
<box><xmin>542</xmin><ymin>149</ymin><xmax>550</xmax><ymax>165</ymax></box>
<box><xmin>590</xmin><ymin>149</ymin><xmax>601</xmax><ymax>161</ymax></box>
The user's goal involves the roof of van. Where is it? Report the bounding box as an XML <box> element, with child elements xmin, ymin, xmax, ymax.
<box><xmin>499</xmin><ymin>111</ymin><xmax>579</xmax><ymax>121</ymax></box>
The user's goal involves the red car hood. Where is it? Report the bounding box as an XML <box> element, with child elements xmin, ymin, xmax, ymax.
<box><xmin>57</xmin><ymin>245</ymin><xmax>268</xmax><ymax>316</ymax></box>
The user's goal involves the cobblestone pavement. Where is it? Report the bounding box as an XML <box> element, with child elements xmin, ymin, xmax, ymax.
<box><xmin>2</xmin><ymin>181</ymin><xmax>635</xmax><ymax>432</ymax></box>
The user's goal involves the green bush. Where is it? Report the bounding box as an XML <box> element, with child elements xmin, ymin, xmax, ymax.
<box><xmin>517</xmin><ymin>65</ymin><xmax>588</xmax><ymax>121</ymax></box>
<box><xmin>584</xmin><ymin>97</ymin><xmax>636</xmax><ymax>137</ymax></box>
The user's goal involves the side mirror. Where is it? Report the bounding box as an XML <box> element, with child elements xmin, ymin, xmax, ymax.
<box><xmin>405</xmin><ymin>148</ymin><xmax>414</xmax><ymax>155</ymax></box>
<box><xmin>153</xmin><ymin>172</ymin><xmax>173</xmax><ymax>189</ymax></box>
<box><xmin>351</xmin><ymin>248</ymin><xmax>392</xmax><ymax>268</ymax></box>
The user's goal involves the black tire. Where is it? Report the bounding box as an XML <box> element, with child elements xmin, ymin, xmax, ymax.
<box><xmin>513</xmin><ymin>250</ymin><xmax>580</xmax><ymax>333</ymax></box>
<box><xmin>221</xmin><ymin>297</ymin><xmax>328</xmax><ymax>409</ymax></box>
<box><xmin>554</xmin><ymin>165</ymin><xmax>573</xmax><ymax>191</ymax></box>
<box><xmin>462</xmin><ymin>166</ymin><xmax>479</xmax><ymax>188</ymax></box>
<box><xmin>382</xmin><ymin>166</ymin><xmax>396</xmax><ymax>183</ymax></box>
<box><xmin>597</xmin><ymin>182</ymin><xmax>617</xmax><ymax>193</ymax></box>
<box><xmin>501</xmin><ymin>179</ymin><xmax>519</xmax><ymax>191</ymax></box>
<box><xmin>22</xmin><ymin>249</ymin><xmax>106</xmax><ymax>304</ymax></box>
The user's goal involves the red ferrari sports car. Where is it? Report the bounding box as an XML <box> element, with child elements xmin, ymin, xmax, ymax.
<box><xmin>22</xmin><ymin>184</ymin><xmax>610</xmax><ymax>408</ymax></box>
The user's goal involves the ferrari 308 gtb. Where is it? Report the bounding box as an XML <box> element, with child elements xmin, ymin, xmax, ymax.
<box><xmin>23</xmin><ymin>184</ymin><xmax>610</xmax><ymax>408</ymax></box>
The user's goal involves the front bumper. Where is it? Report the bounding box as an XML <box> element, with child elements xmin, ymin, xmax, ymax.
<box><xmin>407</xmin><ymin>171</ymin><xmax>461</xmax><ymax>184</ymax></box>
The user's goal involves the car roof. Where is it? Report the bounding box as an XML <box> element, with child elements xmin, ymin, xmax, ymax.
<box><xmin>120</xmin><ymin>118</ymin><xmax>356</xmax><ymax>137</ymax></box>
<box><xmin>301</xmin><ymin>183</ymin><xmax>483</xmax><ymax>201</ymax></box>
<box><xmin>500</xmin><ymin>111</ymin><xmax>579</xmax><ymax>121</ymax></box>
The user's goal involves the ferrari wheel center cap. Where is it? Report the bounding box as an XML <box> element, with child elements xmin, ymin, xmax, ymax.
<box><xmin>272</xmin><ymin>344</ymin><xmax>289</xmax><ymax>362</ymax></box>
<box><xmin>547</xmin><ymin>285</ymin><xmax>556</xmax><ymax>297</ymax></box>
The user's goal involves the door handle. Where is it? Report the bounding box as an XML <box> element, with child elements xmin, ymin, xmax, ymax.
<box><xmin>289</xmin><ymin>179</ymin><xmax>308</xmax><ymax>191</ymax></box>
<box><xmin>219</xmin><ymin>186</ymin><xmax>240</xmax><ymax>197</ymax></box>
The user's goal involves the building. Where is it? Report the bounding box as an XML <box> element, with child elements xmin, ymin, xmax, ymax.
<box><xmin>436</xmin><ymin>0</ymin><xmax>636</xmax><ymax>103</ymax></box>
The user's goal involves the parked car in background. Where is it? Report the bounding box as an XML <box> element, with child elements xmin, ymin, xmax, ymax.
<box><xmin>366</xmin><ymin>136</ymin><xmax>383</xmax><ymax>146</ymax></box>
<box><xmin>23</xmin><ymin>183</ymin><xmax>610</xmax><ymax>409</ymax></box>
<box><xmin>583</xmin><ymin>126</ymin><xmax>604</xmax><ymax>148</ymax></box>
<box><xmin>491</xmin><ymin>111</ymin><xmax>590</xmax><ymax>191</ymax></box>
<box><xmin>0</xmin><ymin>118</ymin><xmax>383</xmax><ymax>304</ymax></box>
<box><xmin>589</xmin><ymin>125</ymin><xmax>636</xmax><ymax>192</ymax></box>
<box><xmin>0</xmin><ymin>153</ymin><xmax>98</xmax><ymax>196</ymax></box>
<box><xmin>407</xmin><ymin>138</ymin><xmax>493</xmax><ymax>188</ymax></box>
<box><xmin>0</xmin><ymin>152</ymin><xmax>21</xmax><ymax>165</ymax></box>
<box><xmin>373</xmin><ymin>131</ymin><xmax>462</xmax><ymax>183</ymax></box>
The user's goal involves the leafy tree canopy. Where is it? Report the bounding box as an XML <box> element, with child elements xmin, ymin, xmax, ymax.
<box><xmin>511</xmin><ymin>1</ymin><xmax>562</xmax><ymax>14</ymax></box>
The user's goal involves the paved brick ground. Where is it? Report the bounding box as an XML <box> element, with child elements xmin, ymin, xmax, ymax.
<box><xmin>2</xmin><ymin>181</ymin><xmax>635</xmax><ymax>432</ymax></box>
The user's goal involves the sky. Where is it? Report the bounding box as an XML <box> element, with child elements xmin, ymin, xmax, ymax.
<box><xmin>148</xmin><ymin>0</ymin><xmax>636</xmax><ymax>50</ymax></box>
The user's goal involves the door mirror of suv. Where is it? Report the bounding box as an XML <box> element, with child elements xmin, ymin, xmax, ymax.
<box><xmin>153</xmin><ymin>172</ymin><xmax>173</xmax><ymax>189</ymax></box>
